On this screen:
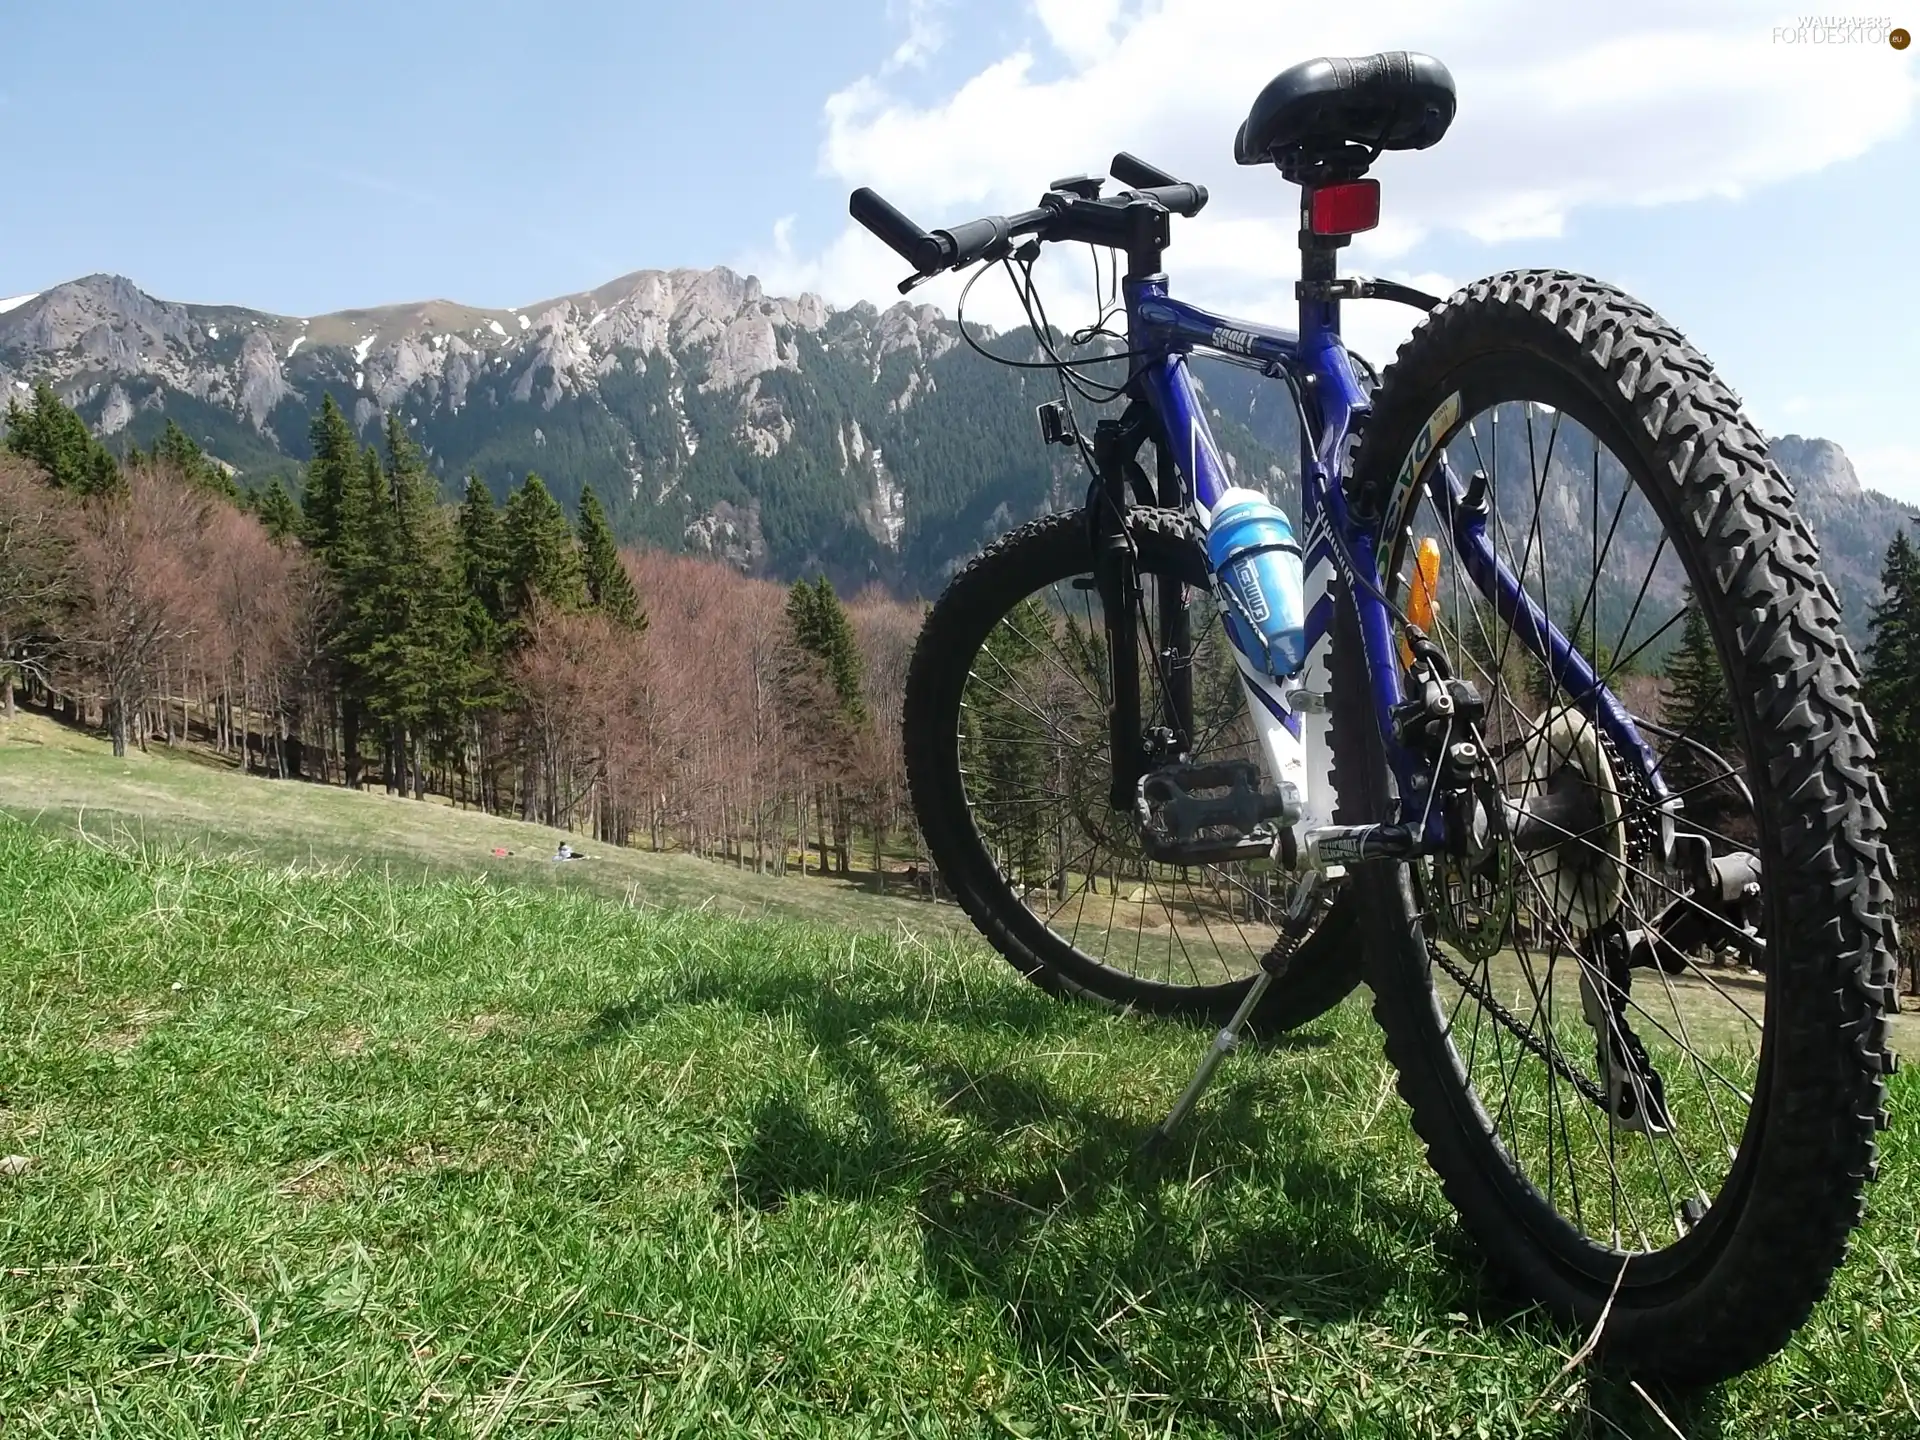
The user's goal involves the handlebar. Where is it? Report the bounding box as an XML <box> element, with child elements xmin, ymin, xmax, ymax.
<box><xmin>847</xmin><ymin>188</ymin><xmax>945</xmax><ymax>275</ymax></box>
<box><xmin>848</xmin><ymin>152</ymin><xmax>1208</xmax><ymax>285</ymax></box>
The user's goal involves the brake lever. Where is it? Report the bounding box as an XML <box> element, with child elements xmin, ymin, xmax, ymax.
<box><xmin>899</xmin><ymin>233</ymin><xmax>1038</xmax><ymax>294</ymax></box>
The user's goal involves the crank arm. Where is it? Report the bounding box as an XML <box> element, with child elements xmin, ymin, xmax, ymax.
<box><xmin>1137</xmin><ymin>832</ymin><xmax>1276</xmax><ymax>866</ymax></box>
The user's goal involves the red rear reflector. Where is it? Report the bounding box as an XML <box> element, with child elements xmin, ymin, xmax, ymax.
<box><xmin>1308</xmin><ymin>180</ymin><xmax>1380</xmax><ymax>236</ymax></box>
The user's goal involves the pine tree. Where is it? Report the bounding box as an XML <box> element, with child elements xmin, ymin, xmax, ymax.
<box><xmin>453</xmin><ymin>475</ymin><xmax>512</xmax><ymax>740</ymax></box>
<box><xmin>501</xmin><ymin>473</ymin><xmax>585</xmax><ymax>618</ymax></box>
<box><xmin>3</xmin><ymin>381</ymin><xmax>119</xmax><ymax>494</ymax></box>
<box><xmin>792</xmin><ymin>576</ymin><xmax>866</xmax><ymax>723</ymax></box>
<box><xmin>326</xmin><ymin>441</ymin><xmax>388</xmax><ymax>787</ymax></box>
<box><xmin>302</xmin><ymin>393</ymin><xmax>360</xmax><ymax>558</ymax></box>
<box><xmin>1661</xmin><ymin>587</ymin><xmax>1741</xmax><ymax>819</ymax></box>
<box><xmin>576</xmin><ymin>485</ymin><xmax>645</xmax><ymax>629</ymax></box>
<box><xmin>1663</xmin><ymin>591</ymin><xmax>1734</xmax><ymax>756</ymax></box>
<box><xmin>154</xmin><ymin>418</ymin><xmax>240</xmax><ymax>500</ymax></box>
<box><xmin>1864</xmin><ymin>529</ymin><xmax>1920</xmax><ymax>889</ymax></box>
<box><xmin>781</xmin><ymin>575</ymin><xmax>870</xmax><ymax>876</ymax></box>
<box><xmin>349</xmin><ymin>415</ymin><xmax>470</xmax><ymax>796</ymax></box>
<box><xmin>457</xmin><ymin>476</ymin><xmax>508</xmax><ymax>622</ymax></box>
<box><xmin>253</xmin><ymin>477</ymin><xmax>301</xmax><ymax>543</ymax></box>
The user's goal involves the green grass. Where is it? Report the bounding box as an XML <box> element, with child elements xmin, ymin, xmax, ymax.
<box><xmin>3</xmin><ymin>714</ymin><xmax>1918</xmax><ymax>1434</ymax></box>
<box><xmin>1</xmin><ymin>817</ymin><xmax>1916</xmax><ymax>1438</ymax></box>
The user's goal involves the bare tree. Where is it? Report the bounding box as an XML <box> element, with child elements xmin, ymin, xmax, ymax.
<box><xmin>200</xmin><ymin>505</ymin><xmax>310</xmax><ymax>772</ymax></box>
<box><xmin>69</xmin><ymin>464</ymin><xmax>212</xmax><ymax>756</ymax></box>
<box><xmin>850</xmin><ymin>588</ymin><xmax>922</xmax><ymax>889</ymax></box>
<box><xmin>513</xmin><ymin>601</ymin><xmax>650</xmax><ymax>831</ymax></box>
<box><xmin>0</xmin><ymin>456</ymin><xmax>77</xmax><ymax>719</ymax></box>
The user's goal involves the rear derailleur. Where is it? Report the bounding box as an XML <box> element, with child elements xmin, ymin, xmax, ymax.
<box><xmin>1580</xmin><ymin>921</ymin><xmax>1674</xmax><ymax>1134</ymax></box>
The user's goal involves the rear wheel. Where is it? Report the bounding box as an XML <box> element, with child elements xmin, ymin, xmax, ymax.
<box><xmin>904</xmin><ymin>507</ymin><xmax>1361</xmax><ymax>1031</ymax></box>
<box><xmin>1339</xmin><ymin>270</ymin><xmax>1897</xmax><ymax>1380</ymax></box>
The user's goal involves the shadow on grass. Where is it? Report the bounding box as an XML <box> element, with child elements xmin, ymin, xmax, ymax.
<box><xmin>1559</xmin><ymin>1374</ymin><xmax>1732</xmax><ymax>1438</ymax></box>
<box><xmin>585</xmin><ymin>960</ymin><xmax>1526</xmax><ymax>1394</ymax></box>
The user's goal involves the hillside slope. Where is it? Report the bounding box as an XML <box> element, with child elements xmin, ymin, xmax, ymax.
<box><xmin>0</xmin><ymin>711</ymin><xmax>960</xmax><ymax>938</ymax></box>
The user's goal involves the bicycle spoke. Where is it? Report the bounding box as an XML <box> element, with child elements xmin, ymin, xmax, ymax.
<box><xmin>955</xmin><ymin>553</ymin><xmax>1311</xmax><ymax>993</ymax></box>
<box><xmin>1394</xmin><ymin>400</ymin><xmax>1771</xmax><ymax>1257</ymax></box>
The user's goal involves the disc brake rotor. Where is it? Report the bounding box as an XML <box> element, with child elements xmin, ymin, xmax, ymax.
<box><xmin>1429</xmin><ymin>845</ymin><xmax>1516</xmax><ymax>964</ymax></box>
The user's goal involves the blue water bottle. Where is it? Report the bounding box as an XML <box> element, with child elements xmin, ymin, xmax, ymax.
<box><xmin>1205</xmin><ymin>487</ymin><xmax>1306</xmax><ymax>678</ymax></box>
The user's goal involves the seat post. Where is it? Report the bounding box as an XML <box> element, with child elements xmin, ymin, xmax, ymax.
<box><xmin>1296</xmin><ymin>185</ymin><xmax>1347</xmax><ymax>342</ymax></box>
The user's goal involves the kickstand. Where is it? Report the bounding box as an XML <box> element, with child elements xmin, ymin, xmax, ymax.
<box><xmin>1145</xmin><ymin>870</ymin><xmax>1324</xmax><ymax>1152</ymax></box>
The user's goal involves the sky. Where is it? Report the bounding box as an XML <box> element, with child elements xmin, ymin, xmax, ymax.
<box><xmin>2</xmin><ymin>0</ymin><xmax>1916</xmax><ymax>501</ymax></box>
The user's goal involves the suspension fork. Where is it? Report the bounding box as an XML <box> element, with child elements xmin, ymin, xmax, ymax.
<box><xmin>1090</xmin><ymin>402</ymin><xmax>1172</xmax><ymax>812</ymax></box>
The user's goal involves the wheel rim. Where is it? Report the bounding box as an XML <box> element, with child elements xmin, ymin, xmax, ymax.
<box><xmin>954</xmin><ymin>537</ymin><xmax>1308</xmax><ymax>990</ymax></box>
<box><xmin>1383</xmin><ymin>379</ymin><xmax>1771</xmax><ymax>1263</ymax></box>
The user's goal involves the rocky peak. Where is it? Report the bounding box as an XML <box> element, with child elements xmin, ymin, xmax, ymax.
<box><xmin>875</xmin><ymin>301</ymin><xmax>953</xmax><ymax>360</ymax></box>
<box><xmin>0</xmin><ymin>273</ymin><xmax>200</xmax><ymax>364</ymax></box>
<box><xmin>1770</xmin><ymin>434</ymin><xmax>1863</xmax><ymax>499</ymax></box>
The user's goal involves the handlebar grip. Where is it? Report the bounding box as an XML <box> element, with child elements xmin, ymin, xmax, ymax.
<box><xmin>849</xmin><ymin>187</ymin><xmax>948</xmax><ymax>274</ymax></box>
<box><xmin>1134</xmin><ymin>182</ymin><xmax>1209</xmax><ymax>217</ymax></box>
<box><xmin>933</xmin><ymin>216</ymin><xmax>1011</xmax><ymax>269</ymax></box>
<box><xmin>1110</xmin><ymin>152</ymin><xmax>1180</xmax><ymax>189</ymax></box>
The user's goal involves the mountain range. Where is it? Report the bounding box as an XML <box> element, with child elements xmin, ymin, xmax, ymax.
<box><xmin>1</xmin><ymin>270</ymin><xmax>1912</xmax><ymax>643</ymax></box>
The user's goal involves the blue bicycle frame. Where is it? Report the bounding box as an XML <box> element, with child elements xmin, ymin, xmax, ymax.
<box><xmin>1122</xmin><ymin>275</ymin><xmax>1670</xmax><ymax>845</ymax></box>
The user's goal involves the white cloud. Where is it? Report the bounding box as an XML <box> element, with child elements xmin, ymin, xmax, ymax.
<box><xmin>883</xmin><ymin>0</ymin><xmax>948</xmax><ymax>73</ymax></box>
<box><xmin>754</xmin><ymin>0</ymin><xmax>1915</xmax><ymax>338</ymax></box>
<box><xmin>1034</xmin><ymin>0</ymin><xmax>1126</xmax><ymax>66</ymax></box>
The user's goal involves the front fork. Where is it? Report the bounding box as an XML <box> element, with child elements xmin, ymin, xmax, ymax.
<box><xmin>1091</xmin><ymin>405</ymin><xmax>1202</xmax><ymax>815</ymax></box>
<box><xmin>1090</xmin><ymin>413</ymin><xmax>1158</xmax><ymax>813</ymax></box>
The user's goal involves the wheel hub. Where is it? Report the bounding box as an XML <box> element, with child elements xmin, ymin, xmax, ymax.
<box><xmin>1517</xmin><ymin>709</ymin><xmax>1628</xmax><ymax>933</ymax></box>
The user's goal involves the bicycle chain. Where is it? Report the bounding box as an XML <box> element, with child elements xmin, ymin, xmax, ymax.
<box><xmin>1425</xmin><ymin>933</ymin><xmax>1609</xmax><ymax>1109</ymax></box>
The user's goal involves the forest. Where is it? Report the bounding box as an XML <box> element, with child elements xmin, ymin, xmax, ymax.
<box><xmin>2</xmin><ymin>376</ymin><xmax>1918</xmax><ymax>917</ymax></box>
<box><xmin>0</xmin><ymin>382</ymin><xmax>921</xmax><ymax>885</ymax></box>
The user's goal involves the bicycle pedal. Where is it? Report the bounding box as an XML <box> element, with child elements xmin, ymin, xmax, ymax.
<box><xmin>1139</xmin><ymin>762</ymin><xmax>1298</xmax><ymax>840</ymax></box>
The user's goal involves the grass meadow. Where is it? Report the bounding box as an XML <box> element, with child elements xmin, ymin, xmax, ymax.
<box><xmin>2</xmin><ymin>714</ymin><xmax>1916</xmax><ymax>1437</ymax></box>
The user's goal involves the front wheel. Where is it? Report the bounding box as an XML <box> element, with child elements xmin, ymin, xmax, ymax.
<box><xmin>903</xmin><ymin>507</ymin><xmax>1361</xmax><ymax>1032</ymax></box>
<box><xmin>1340</xmin><ymin>270</ymin><xmax>1898</xmax><ymax>1381</ymax></box>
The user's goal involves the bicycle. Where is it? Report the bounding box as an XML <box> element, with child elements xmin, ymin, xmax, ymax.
<box><xmin>850</xmin><ymin>52</ymin><xmax>1898</xmax><ymax>1380</ymax></box>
